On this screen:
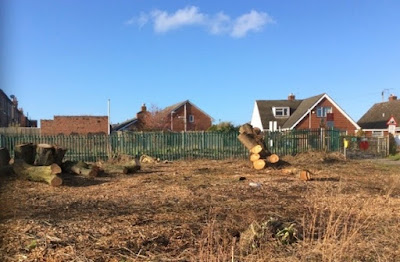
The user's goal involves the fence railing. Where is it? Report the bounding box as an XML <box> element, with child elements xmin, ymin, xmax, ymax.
<box><xmin>0</xmin><ymin>129</ymin><xmax>347</xmax><ymax>162</ymax></box>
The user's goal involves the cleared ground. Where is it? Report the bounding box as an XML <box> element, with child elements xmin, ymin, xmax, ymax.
<box><xmin>1</xmin><ymin>153</ymin><xmax>399</xmax><ymax>261</ymax></box>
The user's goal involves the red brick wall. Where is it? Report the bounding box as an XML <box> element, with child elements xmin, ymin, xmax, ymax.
<box><xmin>296</xmin><ymin>98</ymin><xmax>357</xmax><ymax>134</ymax></box>
<box><xmin>170</xmin><ymin>103</ymin><xmax>212</xmax><ymax>131</ymax></box>
<box><xmin>41</xmin><ymin>116</ymin><xmax>108</xmax><ymax>135</ymax></box>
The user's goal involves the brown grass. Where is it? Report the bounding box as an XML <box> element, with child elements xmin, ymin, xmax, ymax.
<box><xmin>0</xmin><ymin>153</ymin><xmax>399</xmax><ymax>261</ymax></box>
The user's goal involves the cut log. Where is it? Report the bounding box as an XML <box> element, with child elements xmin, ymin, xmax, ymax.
<box><xmin>140</xmin><ymin>154</ymin><xmax>158</xmax><ymax>164</ymax></box>
<box><xmin>35</xmin><ymin>144</ymin><xmax>56</xmax><ymax>166</ymax></box>
<box><xmin>250</xmin><ymin>153</ymin><xmax>261</xmax><ymax>162</ymax></box>
<box><xmin>238</xmin><ymin>133</ymin><xmax>259</xmax><ymax>151</ymax></box>
<box><xmin>281</xmin><ymin>167</ymin><xmax>298</xmax><ymax>175</ymax></box>
<box><xmin>239</xmin><ymin>123</ymin><xmax>254</xmax><ymax>135</ymax></box>
<box><xmin>0</xmin><ymin>147</ymin><xmax>11</xmax><ymax>167</ymax></box>
<box><xmin>13</xmin><ymin>160</ymin><xmax>62</xmax><ymax>186</ymax></box>
<box><xmin>63</xmin><ymin>161</ymin><xmax>98</xmax><ymax>177</ymax></box>
<box><xmin>250</xmin><ymin>145</ymin><xmax>263</xmax><ymax>154</ymax></box>
<box><xmin>15</xmin><ymin>143</ymin><xmax>36</xmax><ymax>165</ymax></box>
<box><xmin>54</xmin><ymin>146</ymin><xmax>67</xmax><ymax>165</ymax></box>
<box><xmin>266</xmin><ymin>154</ymin><xmax>279</xmax><ymax>164</ymax></box>
<box><xmin>299</xmin><ymin>170</ymin><xmax>311</xmax><ymax>181</ymax></box>
<box><xmin>253</xmin><ymin>159</ymin><xmax>266</xmax><ymax>170</ymax></box>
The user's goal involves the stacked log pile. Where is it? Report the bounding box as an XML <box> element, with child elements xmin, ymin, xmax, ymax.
<box><xmin>7</xmin><ymin>143</ymin><xmax>102</xmax><ymax>186</ymax></box>
<box><xmin>238</xmin><ymin>124</ymin><xmax>280</xmax><ymax>170</ymax></box>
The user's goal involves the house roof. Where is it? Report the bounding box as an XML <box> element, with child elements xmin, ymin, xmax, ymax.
<box><xmin>161</xmin><ymin>100</ymin><xmax>213</xmax><ymax>120</ymax></box>
<box><xmin>282</xmin><ymin>94</ymin><xmax>325</xmax><ymax>128</ymax></box>
<box><xmin>112</xmin><ymin>118</ymin><xmax>138</xmax><ymax>131</ymax></box>
<box><xmin>256</xmin><ymin>99</ymin><xmax>302</xmax><ymax>129</ymax></box>
<box><xmin>112</xmin><ymin>100</ymin><xmax>212</xmax><ymax>131</ymax></box>
<box><xmin>256</xmin><ymin>93</ymin><xmax>359</xmax><ymax>130</ymax></box>
<box><xmin>358</xmin><ymin>100</ymin><xmax>400</xmax><ymax>129</ymax></box>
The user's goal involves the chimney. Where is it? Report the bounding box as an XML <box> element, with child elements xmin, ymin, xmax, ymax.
<box><xmin>288</xmin><ymin>93</ymin><xmax>295</xmax><ymax>101</ymax></box>
<box><xmin>141</xmin><ymin>103</ymin><xmax>147</xmax><ymax>112</ymax></box>
<box><xmin>389</xmin><ymin>94</ymin><xmax>397</xmax><ymax>101</ymax></box>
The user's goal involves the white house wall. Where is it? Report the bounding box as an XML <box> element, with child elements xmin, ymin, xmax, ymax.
<box><xmin>251</xmin><ymin>102</ymin><xmax>264</xmax><ymax>130</ymax></box>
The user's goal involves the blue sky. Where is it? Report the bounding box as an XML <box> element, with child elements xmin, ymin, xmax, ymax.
<box><xmin>2</xmin><ymin>0</ymin><xmax>400</xmax><ymax>126</ymax></box>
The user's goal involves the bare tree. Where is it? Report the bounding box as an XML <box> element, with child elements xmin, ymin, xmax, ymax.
<box><xmin>140</xmin><ymin>104</ymin><xmax>169</xmax><ymax>131</ymax></box>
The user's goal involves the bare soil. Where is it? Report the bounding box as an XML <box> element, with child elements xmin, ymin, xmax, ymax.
<box><xmin>1</xmin><ymin>152</ymin><xmax>399</xmax><ymax>261</ymax></box>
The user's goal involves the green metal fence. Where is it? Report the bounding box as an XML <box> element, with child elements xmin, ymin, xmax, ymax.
<box><xmin>0</xmin><ymin>129</ymin><xmax>345</xmax><ymax>162</ymax></box>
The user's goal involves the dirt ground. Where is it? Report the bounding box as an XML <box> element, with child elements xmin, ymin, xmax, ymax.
<box><xmin>1</xmin><ymin>152</ymin><xmax>400</xmax><ymax>262</ymax></box>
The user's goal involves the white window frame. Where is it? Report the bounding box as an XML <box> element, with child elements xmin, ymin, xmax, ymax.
<box><xmin>372</xmin><ymin>130</ymin><xmax>384</xmax><ymax>137</ymax></box>
<box><xmin>317</xmin><ymin>106</ymin><xmax>332</xmax><ymax>117</ymax></box>
<box><xmin>189</xmin><ymin>115</ymin><xmax>194</xmax><ymax>123</ymax></box>
<box><xmin>273</xmin><ymin>107</ymin><xmax>290</xmax><ymax>118</ymax></box>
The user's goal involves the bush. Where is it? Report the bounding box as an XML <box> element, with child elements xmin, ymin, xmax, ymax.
<box><xmin>388</xmin><ymin>133</ymin><xmax>398</xmax><ymax>155</ymax></box>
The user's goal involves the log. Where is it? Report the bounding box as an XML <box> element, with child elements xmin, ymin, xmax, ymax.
<box><xmin>266</xmin><ymin>154</ymin><xmax>279</xmax><ymax>164</ymax></box>
<box><xmin>54</xmin><ymin>146</ymin><xmax>67</xmax><ymax>165</ymax></box>
<box><xmin>35</xmin><ymin>144</ymin><xmax>56</xmax><ymax>166</ymax></box>
<box><xmin>250</xmin><ymin>153</ymin><xmax>261</xmax><ymax>162</ymax></box>
<box><xmin>0</xmin><ymin>147</ymin><xmax>10</xmax><ymax>167</ymax></box>
<box><xmin>238</xmin><ymin>133</ymin><xmax>259</xmax><ymax>151</ymax></box>
<box><xmin>299</xmin><ymin>170</ymin><xmax>311</xmax><ymax>181</ymax></box>
<box><xmin>281</xmin><ymin>167</ymin><xmax>298</xmax><ymax>175</ymax></box>
<box><xmin>250</xmin><ymin>145</ymin><xmax>263</xmax><ymax>154</ymax></box>
<box><xmin>63</xmin><ymin>161</ymin><xmax>98</xmax><ymax>177</ymax></box>
<box><xmin>239</xmin><ymin>123</ymin><xmax>254</xmax><ymax>135</ymax></box>
<box><xmin>15</xmin><ymin>143</ymin><xmax>36</xmax><ymax>165</ymax></box>
<box><xmin>253</xmin><ymin>159</ymin><xmax>266</xmax><ymax>170</ymax></box>
<box><xmin>13</xmin><ymin>160</ymin><xmax>62</xmax><ymax>186</ymax></box>
<box><xmin>140</xmin><ymin>154</ymin><xmax>158</xmax><ymax>164</ymax></box>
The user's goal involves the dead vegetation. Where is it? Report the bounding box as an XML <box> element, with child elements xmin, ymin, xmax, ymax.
<box><xmin>0</xmin><ymin>152</ymin><xmax>399</xmax><ymax>261</ymax></box>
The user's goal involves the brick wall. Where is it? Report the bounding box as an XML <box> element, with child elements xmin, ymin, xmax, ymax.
<box><xmin>296</xmin><ymin>98</ymin><xmax>357</xmax><ymax>134</ymax></box>
<box><xmin>171</xmin><ymin>103</ymin><xmax>212</xmax><ymax>131</ymax></box>
<box><xmin>41</xmin><ymin>116</ymin><xmax>109</xmax><ymax>135</ymax></box>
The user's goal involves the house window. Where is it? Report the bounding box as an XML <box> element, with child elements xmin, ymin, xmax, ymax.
<box><xmin>189</xmin><ymin>115</ymin><xmax>194</xmax><ymax>123</ymax></box>
<box><xmin>316</xmin><ymin>107</ymin><xmax>332</xmax><ymax>117</ymax></box>
<box><xmin>273</xmin><ymin>107</ymin><xmax>290</xmax><ymax>117</ymax></box>
<box><xmin>372</xmin><ymin>131</ymin><xmax>384</xmax><ymax>137</ymax></box>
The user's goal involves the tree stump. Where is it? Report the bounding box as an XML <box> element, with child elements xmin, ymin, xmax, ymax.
<box><xmin>0</xmin><ymin>147</ymin><xmax>10</xmax><ymax>167</ymax></box>
<box><xmin>15</xmin><ymin>143</ymin><xmax>36</xmax><ymax>165</ymax></box>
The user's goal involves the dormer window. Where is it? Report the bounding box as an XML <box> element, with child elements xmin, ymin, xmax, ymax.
<box><xmin>273</xmin><ymin>107</ymin><xmax>290</xmax><ymax>117</ymax></box>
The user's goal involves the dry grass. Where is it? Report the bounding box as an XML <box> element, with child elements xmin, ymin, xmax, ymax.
<box><xmin>0</xmin><ymin>153</ymin><xmax>399</xmax><ymax>261</ymax></box>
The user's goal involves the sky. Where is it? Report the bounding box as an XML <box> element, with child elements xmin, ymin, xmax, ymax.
<box><xmin>2</xmin><ymin>0</ymin><xmax>400</xmax><ymax>127</ymax></box>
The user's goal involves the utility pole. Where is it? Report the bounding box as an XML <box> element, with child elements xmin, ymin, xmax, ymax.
<box><xmin>107</xmin><ymin>99</ymin><xmax>110</xmax><ymax>135</ymax></box>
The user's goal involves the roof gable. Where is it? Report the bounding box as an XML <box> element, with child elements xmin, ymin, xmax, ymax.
<box><xmin>255</xmin><ymin>93</ymin><xmax>360</xmax><ymax>130</ymax></box>
<box><xmin>358</xmin><ymin>100</ymin><xmax>400</xmax><ymax>129</ymax></box>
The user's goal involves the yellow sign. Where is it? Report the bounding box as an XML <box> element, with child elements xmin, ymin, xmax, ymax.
<box><xmin>344</xmin><ymin>139</ymin><xmax>349</xmax><ymax>148</ymax></box>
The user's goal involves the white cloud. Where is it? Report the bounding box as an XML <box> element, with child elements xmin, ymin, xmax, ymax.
<box><xmin>151</xmin><ymin>6</ymin><xmax>205</xmax><ymax>33</ymax></box>
<box><xmin>231</xmin><ymin>10</ymin><xmax>274</xmax><ymax>38</ymax></box>
<box><xmin>208</xmin><ymin>12</ymin><xmax>231</xmax><ymax>35</ymax></box>
<box><xmin>124</xmin><ymin>12</ymin><xmax>149</xmax><ymax>28</ymax></box>
<box><xmin>126</xmin><ymin>6</ymin><xmax>275</xmax><ymax>38</ymax></box>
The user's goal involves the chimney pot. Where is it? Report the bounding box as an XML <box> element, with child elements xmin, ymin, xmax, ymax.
<box><xmin>141</xmin><ymin>103</ymin><xmax>147</xmax><ymax>112</ymax></box>
<box><xmin>389</xmin><ymin>94</ymin><xmax>397</xmax><ymax>101</ymax></box>
<box><xmin>288</xmin><ymin>93</ymin><xmax>295</xmax><ymax>101</ymax></box>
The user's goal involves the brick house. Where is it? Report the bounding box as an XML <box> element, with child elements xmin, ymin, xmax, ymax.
<box><xmin>0</xmin><ymin>89</ymin><xmax>37</xmax><ymax>127</ymax></box>
<box><xmin>251</xmin><ymin>93</ymin><xmax>359</xmax><ymax>134</ymax></box>
<box><xmin>357</xmin><ymin>94</ymin><xmax>400</xmax><ymax>143</ymax></box>
<box><xmin>41</xmin><ymin>116</ymin><xmax>109</xmax><ymax>135</ymax></box>
<box><xmin>113</xmin><ymin>100</ymin><xmax>212</xmax><ymax>132</ymax></box>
